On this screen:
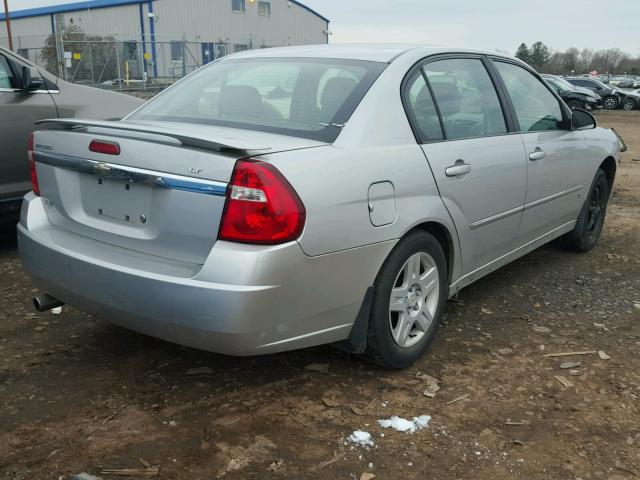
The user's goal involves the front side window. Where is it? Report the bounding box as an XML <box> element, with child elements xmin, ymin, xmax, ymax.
<box><xmin>423</xmin><ymin>58</ymin><xmax>507</xmax><ymax>140</ymax></box>
<box><xmin>129</xmin><ymin>58</ymin><xmax>386</xmax><ymax>142</ymax></box>
<box><xmin>403</xmin><ymin>69</ymin><xmax>443</xmax><ymax>142</ymax></box>
<box><xmin>494</xmin><ymin>61</ymin><xmax>565</xmax><ymax>132</ymax></box>
<box><xmin>232</xmin><ymin>0</ymin><xmax>245</xmax><ymax>12</ymax></box>
<box><xmin>0</xmin><ymin>55</ymin><xmax>15</xmax><ymax>89</ymax></box>
<box><xmin>259</xmin><ymin>1</ymin><xmax>271</xmax><ymax>16</ymax></box>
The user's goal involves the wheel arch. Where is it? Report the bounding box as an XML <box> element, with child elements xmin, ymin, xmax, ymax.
<box><xmin>599</xmin><ymin>156</ymin><xmax>617</xmax><ymax>194</ymax></box>
<box><xmin>408</xmin><ymin>221</ymin><xmax>456</xmax><ymax>285</ymax></box>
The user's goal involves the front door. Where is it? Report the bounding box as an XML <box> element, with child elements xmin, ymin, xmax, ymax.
<box><xmin>405</xmin><ymin>57</ymin><xmax>528</xmax><ymax>277</ymax></box>
<box><xmin>493</xmin><ymin>60</ymin><xmax>586</xmax><ymax>241</ymax></box>
<box><xmin>0</xmin><ymin>53</ymin><xmax>58</xmax><ymax>201</ymax></box>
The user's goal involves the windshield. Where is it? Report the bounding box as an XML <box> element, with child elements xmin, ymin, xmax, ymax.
<box><xmin>129</xmin><ymin>57</ymin><xmax>386</xmax><ymax>142</ymax></box>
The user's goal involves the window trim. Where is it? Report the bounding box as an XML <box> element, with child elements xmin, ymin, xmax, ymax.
<box><xmin>401</xmin><ymin>53</ymin><xmax>515</xmax><ymax>144</ymax></box>
<box><xmin>232</xmin><ymin>0</ymin><xmax>246</xmax><ymax>13</ymax></box>
<box><xmin>258</xmin><ymin>1</ymin><xmax>271</xmax><ymax>16</ymax></box>
<box><xmin>486</xmin><ymin>57</ymin><xmax>572</xmax><ymax>133</ymax></box>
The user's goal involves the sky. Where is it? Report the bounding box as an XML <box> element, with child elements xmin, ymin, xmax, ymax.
<box><xmin>5</xmin><ymin>0</ymin><xmax>640</xmax><ymax>55</ymax></box>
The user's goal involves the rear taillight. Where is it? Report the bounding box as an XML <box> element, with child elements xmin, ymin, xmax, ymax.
<box><xmin>219</xmin><ymin>159</ymin><xmax>306</xmax><ymax>245</ymax></box>
<box><xmin>28</xmin><ymin>132</ymin><xmax>40</xmax><ymax>196</ymax></box>
<box><xmin>89</xmin><ymin>140</ymin><xmax>120</xmax><ymax>155</ymax></box>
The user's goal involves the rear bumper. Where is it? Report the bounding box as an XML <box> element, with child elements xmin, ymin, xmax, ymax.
<box><xmin>18</xmin><ymin>194</ymin><xmax>394</xmax><ymax>355</ymax></box>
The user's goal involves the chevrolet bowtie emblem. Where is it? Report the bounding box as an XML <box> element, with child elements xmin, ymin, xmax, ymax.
<box><xmin>93</xmin><ymin>163</ymin><xmax>111</xmax><ymax>175</ymax></box>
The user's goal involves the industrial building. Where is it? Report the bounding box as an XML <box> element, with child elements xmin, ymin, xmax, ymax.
<box><xmin>0</xmin><ymin>0</ymin><xmax>329</xmax><ymax>81</ymax></box>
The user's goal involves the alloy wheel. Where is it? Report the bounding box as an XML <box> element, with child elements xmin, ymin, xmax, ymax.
<box><xmin>388</xmin><ymin>252</ymin><xmax>440</xmax><ymax>348</ymax></box>
<box><xmin>604</xmin><ymin>97</ymin><xmax>618</xmax><ymax>110</ymax></box>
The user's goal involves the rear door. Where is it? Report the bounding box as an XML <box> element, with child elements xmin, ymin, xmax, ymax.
<box><xmin>405</xmin><ymin>56</ymin><xmax>527</xmax><ymax>276</ymax></box>
<box><xmin>0</xmin><ymin>53</ymin><xmax>58</xmax><ymax>201</ymax></box>
<box><xmin>492</xmin><ymin>60</ymin><xmax>586</xmax><ymax>241</ymax></box>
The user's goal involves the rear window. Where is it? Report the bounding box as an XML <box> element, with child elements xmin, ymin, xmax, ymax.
<box><xmin>129</xmin><ymin>58</ymin><xmax>386</xmax><ymax>142</ymax></box>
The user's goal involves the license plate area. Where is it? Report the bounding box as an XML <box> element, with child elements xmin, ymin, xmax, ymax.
<box><xmin>81</xmin><ymin>175</ymin><xmax>153</xmax><ymax>226</ymax></box>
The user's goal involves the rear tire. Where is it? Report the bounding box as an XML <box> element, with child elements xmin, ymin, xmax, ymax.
<box><xmin>560</xmin><ymin>169</ymin><xmax>610</xmax><ymax>252</ymax></box>
<box><xmin>363</xmin><ymin>231</ymin><xmax>448</xmax><ymax>369</ymax></box>
<box><xmin>622</xmin><ymin>98</ymin><xmax>635</xmax><ymax>110</ymax></box>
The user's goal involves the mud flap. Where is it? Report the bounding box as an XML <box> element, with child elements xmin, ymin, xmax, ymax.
<box><xmin>333</xmin><ymin>286</ymin><xmax>374</xmax><ymax>354</ymax></box>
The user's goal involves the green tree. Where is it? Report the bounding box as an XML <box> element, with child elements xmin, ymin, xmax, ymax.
<box><xmin>515</xmin><ymin>43</ymin><xmax>531</xmax><ymax>64</ymax></box>
<box><xmin>529</xmin><ymin>41</ymin><xmax>551</xmax><ymax>69</ymax></box>
<box><xmin>41</xmin><ymin>25</ymin><xmax>119</xmax><ymax>83</ymax></box>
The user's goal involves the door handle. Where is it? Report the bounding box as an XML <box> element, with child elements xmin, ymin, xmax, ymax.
<box><xmin>445</xmin><ymin>162</ymin><xmax>471</xmax><ymax>177</ymax></box>
<box><xmin>529</xmin><ymin>149</ymin><xmax>546</xmax><ymax>161</ymax></box>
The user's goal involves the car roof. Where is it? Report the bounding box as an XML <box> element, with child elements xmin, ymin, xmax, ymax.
<box><xmin>225</xmin><ymin>44</ymin><xmax>516</xmax><ymax>64</ymax></box>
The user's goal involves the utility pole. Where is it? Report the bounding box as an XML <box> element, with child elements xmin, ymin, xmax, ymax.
<box><xmin>3</xmin><ymin>0</ymin><xmax>13</xmax><ymax>51</ymax></box>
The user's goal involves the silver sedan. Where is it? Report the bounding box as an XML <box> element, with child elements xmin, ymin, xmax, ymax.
<box><xmin>19</xmin><ymin>45</ymin><xmax>625</xmax><ymax>368</ymax></box>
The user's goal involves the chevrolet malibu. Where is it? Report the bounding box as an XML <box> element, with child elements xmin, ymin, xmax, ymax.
<box><xmin>18</xmin><ymin>45</ymin><xmax>625</xmax><ymax>368</ymax></box>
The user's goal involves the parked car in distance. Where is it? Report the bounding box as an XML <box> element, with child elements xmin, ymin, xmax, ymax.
<box><xmin>0</xmin><ymin>45</ymin><xmax>144</xmax><ymax>224</ymax></box>
<box><xmin>19</xmin><ymin>45</ymin><xmax>625</xmax><ymax>368</ymax></box>
<box><xmin>621</xmin><ymin>89</ymin><xmax>640</xmax><ymax>110</ymax></box>
<box><xmin>566</xmin><ymin>77</ymin><xmax>628</xmax><ymax>110</ymax></box>
<box><xmin>541</xmin><ymin>74</ymin><xmax>601</xmax><ymax>110</ymax></box>
<box><xmin>609</xmin><ymin>76</ymin><xmax>635</xmax><ymax>88</ymax></box>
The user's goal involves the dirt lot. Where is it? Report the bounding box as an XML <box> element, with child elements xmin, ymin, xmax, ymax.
<box><xmin>1</xmin><ymin>111</ymin><xmax>639</xmax><ymax>480</ymax></box>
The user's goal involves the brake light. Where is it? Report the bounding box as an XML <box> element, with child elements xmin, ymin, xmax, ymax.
<box><xmin>219</xmin><ymin>159</ymin><xmax>306</xmax><ymax>245</ymax></box>
<box><xmin>89</xmin><ymin>140</ymin><xmax>120</xmax><ymax>155</ymax></box>
<box><xmin>28</xmin><ymin>132</ymin><xmax>40</xmax><ymax>196</ymax></box>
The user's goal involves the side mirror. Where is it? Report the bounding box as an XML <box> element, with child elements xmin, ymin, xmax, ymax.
<box><xmin>20</xmin><ymin>66</ymin><xmax>44</xmax><ymax>91</ymax></box>
<box><xmin>572</xmin><ymin>108</ymin><xmax>597</xmax><ymax>131</ymax></box>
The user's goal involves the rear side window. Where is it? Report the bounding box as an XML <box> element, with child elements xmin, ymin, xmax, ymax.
<box><xmin>404</xmin><ymin>70</ymin><xmax>444</xmax><ymax>142</ymax></box>
<box><xmin>130</xmin><ymin>58</ymin><xmax>386</xmax><ymax>142</ymax></box>
<box><xmin>494</xmin><ymin>61</ymin><xmax>565</xmax><ymax>132</ymax></box>
<box><xmin>0</xmin><ymin>55</ymin><xmax>15</xmax><ymax>89</ymax></box>
<box><xmin>422</xmin><ymin>58</ymin><xmax>507</xmax><ymax>141</ymax></box>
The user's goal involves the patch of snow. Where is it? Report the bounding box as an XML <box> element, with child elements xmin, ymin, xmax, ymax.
<box><xmin>377</xmin><ymin>415</ymin><xmax>431</xmax><ymax>433</ymax></box>
<box><xmin>347</xmin><ymin>431</ymin><xmax>374</xmax><ymax>447</ymax></box>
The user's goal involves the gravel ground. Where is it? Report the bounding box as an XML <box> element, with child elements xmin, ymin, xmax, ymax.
<box><xmin>1</xmin><ymin>110</ymin><xmax>639</xmax><ymax>480</ymax></box>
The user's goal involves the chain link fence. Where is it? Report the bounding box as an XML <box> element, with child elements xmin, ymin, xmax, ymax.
<box><xmin>11</xmin><ymin>35</ymin><xmax>237</xmax><ymax>97</ymax></box>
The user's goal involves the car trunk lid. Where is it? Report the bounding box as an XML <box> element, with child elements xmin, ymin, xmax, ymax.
<box><xmin>32</xmin><ymin>119</ymin><xmax>325</xmax><ymax>265</ymax></box>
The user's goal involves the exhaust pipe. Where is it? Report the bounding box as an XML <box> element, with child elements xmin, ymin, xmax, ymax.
<box><xmin>33</xmin><ymin>293</ymin><xmax>64</xmax><ymax>312</ymax></box>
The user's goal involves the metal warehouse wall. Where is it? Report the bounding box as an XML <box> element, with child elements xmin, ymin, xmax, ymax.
<box><xmin>0</xmin><ymin>16</ymin><xmax>51</xmax><ymax>50</ymax></box>
<box><xmin>55</xmin><ymin>4</ymin><xmax>141</xmax><ymax>41</ymax></box>
<box><xmin>1</xmin><ymin>0</ymin><xmax>329</xmax><ymax>78</ymax></box>
<box><xmin>149</xmin><ymin>0</ymin><xmax>328</xmax><ymax>46</ymax></box>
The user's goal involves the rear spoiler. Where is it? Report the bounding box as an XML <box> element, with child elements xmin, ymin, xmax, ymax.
<box><xmin>35</xmin><ymin>118</ymin><xmax>272</xmax><ymax>153</ymax></box>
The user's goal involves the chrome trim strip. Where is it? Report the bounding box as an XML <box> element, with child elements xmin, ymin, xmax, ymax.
<box><xmin>524</xmin><ymin>185</ymin><xmax>583</xmax><ymax>211</ymax></box>
<box><xmin>469</xmin><ymin>185</ymin><xmax>583</xmax><ymax>230</ymax></box>
<box><xmin>34</xmin><ymin>151</ymin><xmax>228</xmax><ymax>197</ymax></box>
<box><xmin>470</xmin><ymin>205</ymin><xmax>524</xmax><ymax>230</ymax></box>
<box><xmin>451</xmin><ymin>219</ymin><xmax>577</xmax><ymax>291</ymax></box>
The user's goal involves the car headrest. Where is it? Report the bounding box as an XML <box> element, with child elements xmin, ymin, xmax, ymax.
<box><xmin>320</xmin><ymin>77</ymin><xmax>358</xmax><ymax>117</ymax></box>
<box><xmin>416</xmin><ymin>85</ymin><xmax>438</xmax><ymax>114</ymax></box>
<box><xmin>219</xmin><ymin>85</ymin><xmax>263</xmax><ymax>119</ymax></box>
<box><xmin>430</xmin><ymin>81</ymin><xmax>462</xmax><ymax>117</ymax></box>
